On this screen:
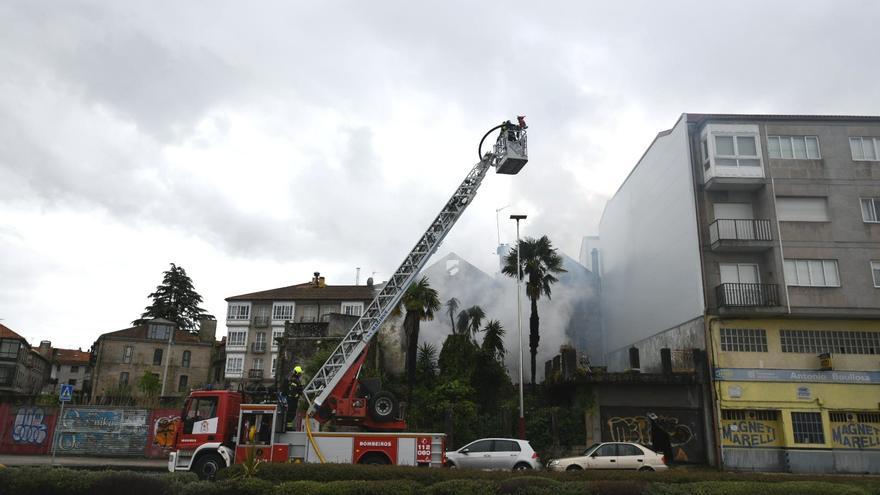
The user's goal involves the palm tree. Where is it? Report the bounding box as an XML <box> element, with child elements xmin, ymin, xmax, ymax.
<box><xmin>398</xmin><ymin>276</ymin><xmax>441</xmax><ymax>396</ymax></box>
<box><xmin>481</xmin><ymin>320</ymin><xmax>506</xmax><ymax>362</ymax></box>
<box><xmin>502</xmin><ymin>235</ymin><xmax>566</xmax><ymax>390</ymax></box>
<box><xmin>416</xmin><ymin>342</ymin><xmax>438</xmax><ymax>379</ymax></box>
<box><xmin>445</xmin><ymin>297</ymin><xmax>460</xmax><ymax>334</ymax></box>
<box><xmin>456</xmin><ymin>305</ymin><xmax>486</xmax><ymax>342</ymax></box>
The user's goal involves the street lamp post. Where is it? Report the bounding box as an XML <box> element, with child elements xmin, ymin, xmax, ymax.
<box><xmin>510</xmin><ymin>214</ymin><xmax>527</xmax><ymax>440</ymax></box>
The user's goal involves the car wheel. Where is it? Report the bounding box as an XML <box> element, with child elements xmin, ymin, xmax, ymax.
<box><xmin>638</xmin><ymin>466</ymin><xmax>655</xmax><ymax>472</ymax></box>
<box><xmin>566</xmin><ymin>465</ymin><xmax>583</xmax><ymax>471</ymax></box>
<box><xmin>513</xmin><ymin>462</ymin><xmax>533</xmax><ymax>471</ymax></box>
<box><xmin>445</xmin><ymin>461</ymin><xmax>457</xmax><ymax>468</ymax></box>
<box><xmin>358</xmin><ymin>453</ymin><xmax>391</xmax><ymax>465</ymax></box>
<box><xmin>192</xmin><ymin>452</ymin><xmax>225</xmax><ymax>480</ymax></box>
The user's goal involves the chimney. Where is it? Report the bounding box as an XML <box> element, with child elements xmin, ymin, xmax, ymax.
<box><xmin>318</xmin><ymin>276</ymin><xmax>326</xmax><ymax>288</ymax></box>
<box><xmin>366</xmin><ymin>277</ymin><xmax>374</xmax><ymax>289</ymax></box>
<box><xmin>38</xmin><ymin>341</ymin><xmax>52</xmax><ymax>359</ymax></box>
<box><xmin>313</xmin><ymin>272</ymin><xmax>320</xmax><ymax>287</ymax></box>
<box><xmin>591</xmin><ymin>248</ymin><xmax>600</xmax><ymax>275</ymax></box>
<box><xmin>199</xmin><ymin>319</ymin><xmax>217</xmax><ymax>343</ymax></box>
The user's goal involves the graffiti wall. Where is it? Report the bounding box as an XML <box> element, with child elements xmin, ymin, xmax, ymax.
<box><xmin>600</xmin><ymin>406</ymin><xmax>705</xmax><ymax>463</ymax></box>
<box><xmin>721</xmin><ymin>415</ymin><xmax>782</xmax><ymax>448</ymax></box>
<box><xmin>145</xmin><ymin>408</ymin><xmax>181</xmax><ymax>458</ymax></box>
<box><xmin>0</xmin><ymin>404</ymin><xmax>57</xmax><ymax>455</ymax></box>
<box><xmin>831</xmin><ymin>419</ymin><xmax>880</xmax><ymax>449</ymax></box>
<box><xmin>55</xmin><ymin>407</ymin><xmax>150</xmax><ymax>456</ymax></box>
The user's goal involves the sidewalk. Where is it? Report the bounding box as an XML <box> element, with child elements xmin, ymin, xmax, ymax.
<box><xmin>0</xmin><ymin>454</ymin><xmax>167</xmax><ymax>471</ymax></box>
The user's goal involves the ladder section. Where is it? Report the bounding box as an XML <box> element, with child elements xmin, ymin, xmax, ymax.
<box><xmin>304</xmin><ymin>156</ymin><xmax>494</xmax><ymax>408</ymax></box>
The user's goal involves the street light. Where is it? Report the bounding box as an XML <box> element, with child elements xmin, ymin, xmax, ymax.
<box><xmin>510</xmin><ymin>214</ymin><xmax>527</xmax><ymax>440</ymax></box>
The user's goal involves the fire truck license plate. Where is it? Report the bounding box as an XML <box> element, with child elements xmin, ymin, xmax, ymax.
<box><xmin>416</xmin><ymin>437</ymin><xmax>432</xmax><ymax>463</ymax></box>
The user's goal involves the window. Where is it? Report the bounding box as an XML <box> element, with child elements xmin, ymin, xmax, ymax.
<box><xmin>272</xmin><ymin>303</ymin><xmax>294</xmax><ymax>321</ymax></box>
<box><xmin>861</xmin><ymin>198</ymin><xmax>880</xmax><ymax>223</ymax></box>
<box><xmin>714</xmin><ymin>135</ymin><xmax>761</xmax><ymax>167</ymax></box>
<box><xmin>68</xmin><ymin>379</ymin><xmax>77</xmax><ymax>386</ymax></box>
<box><xmin>272</xmin><ymin>329</ymin><xmax>284</xmax><ymax>349</ymax></box>
<box><xmin>767</xmin><ymin>136</ymin><xmax>821</xmax><ymax>159</ymax></box>
<box><xmin>850</xmin><ymin>137</ymin><xmax>880</xmax><ymax>161</ymax></box>
<box><xmin>0</xmin><ymin>366</ymin><xmax>13</xmax><ymax>386</ymax></box>
<box><xmin>153</xmin><ymin>348</ymin><xmax>163</xmax><ymax>366</ymax></box>
<box><xmin>182</xmin><ymin>350</ymin><xmax>191</xmax><ymax>368</ymax></box>
<box><xmin>70</xmin><ymin>365</ymin><xmax>79</xmax><ymax>373</ymax></box>
<box><xmin>618</xmin><ymin>444</ymin><xmax>643</xmax><ymax>456</ymax></box>
<box><xmin>227</xmin><ymin>330</ymin><xmax>247</xmax><ymax>347</ymax></box>
<box><xmin>784</xmin><ymin>259</ymin><xmax>840</xmax><ymax>287</ymax></box>
<box><xmin>148</xmin><ymin>324</ymin><xmax>172</xmax><ymax>340</ymax></box>
<box><xmin>594</xmin><ymin>444</ymin><xmax>617</xmax><ymax>457</ymax></box>
<box><xmin>300</xmin><ymin>305</ymin><xmax>318</xmax><ymax>322</ymax></box>
<box><xmin>872</xmin><ymin>262</ymin><xmax>880</xmax><ymax>288</ymax></box>
<box><xmin>701</xmin><ymin>137</ymin><xmax>709</xmax><ymax>167</ymax></box>
<box><xmin>464</xmin><ymin>440</ymin><xmax>492</xmax><ymax>453</ymax></box>
<box><xmin>119</xmin><ymin>372</ymin><xmax>129</xmax><ymax>386</ymax></box>
<box><xmin>0</xmin><ymin>340</ymin><xmax>20</xmax><ymax>359</ymax></box>
<box><xmin>227</xmin><ymin>303</ymin><xmax>250</xmax><ymax>320</ymax></box>
<box><xmin>776</xmin><ymin>197</ymin><xmax>829</xmax><ymax>222</ymax></box>
<box><xmin>255</xmin><ymin>332</ymin><xmax>266</xmax><ymax>345</ymax></box>
<box><xmin>225</xmin><ymin>356</ymin><xmax>244</xmax><ymax>375</ymax></box>
<box><xmin>122</xmin><ymin>346</ymin><xmax>133</xmax><ymax>364</ymax></box>
<box><xmin>253</xmin><ymin>357</ymin><xmax>264</xmax><ymax>370</ymax></box>
<box><xmin>720</xmin><ymin>328</ymin><xmax>768</xmax><ymax>352</ymax></box>
<box><xmin>341</xmin><ymin>302</ymin><xmax>364</xmax><ymax>316</ymax></box>
<box><xmin>183</xmin><ymin>397</ymin><xmax>218</xmax><ymax>434</ymax></box>
<box><xmin>791</xmin><ymin>412</ymin><xmax>825</xmax><ymax>444</ymax></box>
<box><xmin>780</xmin><ymin>329</ymin><xmax>880</xmax><ymax>354</ymax></box>
<box><xmin>720</xmin><ymin>263</ymin><xmax>760</xmax><ymax>284</ymax></box>
<box><xmin>722</xmin><ymin>409</ymin><xmax>779</xmax><ymax>421</ymax></box>
<box><xmin>830</xmin><ymin>411</ymin><xmax>880</xmax><ymax>423</ymax></box>
<box><xmin>493</xmin><ymin>440</ymin><xmax>521</xmax><ymax>452</ymax></box>
<box><xmin>178</xmin><ymin>375</ymin><xmax>188</xmax><ymax>392</ymax></box>
<box><xmin>271</xmin><ymin>356</ymin><xmax>277</xmax><ymax>377</ymax></box>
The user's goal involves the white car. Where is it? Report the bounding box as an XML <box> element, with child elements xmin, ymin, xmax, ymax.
<box><xmin>445</xmin><ymin>438</ymin><xmax>542</xmax><ymax>470</ymax></box>
<box><xmin>547</xmin><ymin>442</ymin><xmax>668</xmax><ymax>472</ymax></box>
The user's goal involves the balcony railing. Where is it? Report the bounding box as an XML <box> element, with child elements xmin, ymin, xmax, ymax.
<box><xmin>248</xmin><ymin>369</ymin><xmax>264</xmax><ymax>379</ymax></box>
<box><xmin>716</xmin><ymin>283</ymin><xmax>780</xmax><ymax>308</ymax></box>
<box><xmin>251</xmin><ymin>342</ymin><xmax>267</xmax><ymax>353</ymax></box>
<box><xmin>252</xmin><ymin>316</ymin><xmax>271</xmax><ymax>327</ymax></box>
<box><xmin>709</xmin><ymin>219</ymin><xmax>772</xmax><ymax>244</ymax></box>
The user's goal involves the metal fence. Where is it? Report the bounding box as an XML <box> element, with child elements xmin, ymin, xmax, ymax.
<box><xmin>716</xmin><ymin>283</ymin><xmax>779</xmax><ymax>307</ymax></box>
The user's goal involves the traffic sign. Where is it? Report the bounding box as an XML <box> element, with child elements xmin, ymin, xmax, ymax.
<box><xmin>59</xmin><ymin>384</ymin><xmax>73</xmax><ymax>402</ymax></box>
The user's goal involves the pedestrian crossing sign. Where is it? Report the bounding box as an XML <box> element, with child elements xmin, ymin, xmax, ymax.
<box><xmin>59</xmin><ymin>384</ymin><xmax>73</xmax><ymax>402</ymax></box>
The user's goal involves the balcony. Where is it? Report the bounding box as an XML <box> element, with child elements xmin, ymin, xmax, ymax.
<box><xmin>251</xmin><ymin>342</ymin><xmax>267</xmax><ymax>354</ymax></box>
<box><xmin>709</xmin><ymin>219</ymin><xmax>773</xmax><ymax>251</ymax></box>
<box><xmin>716</xmin><ymin>283</ymin><xmax>780</xmax><ymax>308</ymax></box>
<box><xmin>248</xmin><ymin>369</ymin><xmax>264</xmax><ymax>380</ymax></box>
<box><xmin>252</xmin><ymin>316</ymin><xmax>271</xmax><ymax>327</ymax></box>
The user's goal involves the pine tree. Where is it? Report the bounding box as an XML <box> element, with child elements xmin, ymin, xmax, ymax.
<box><xmin>133</xmin><ymin>263</ymin><xmax>214</xmax><ymax>334</ymax></box>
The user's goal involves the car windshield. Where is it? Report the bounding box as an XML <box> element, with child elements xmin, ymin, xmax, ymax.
<box><xmin>582</xmin><ymin>443</ymin><xmax>601</xmax><ymax>456</ymax></box>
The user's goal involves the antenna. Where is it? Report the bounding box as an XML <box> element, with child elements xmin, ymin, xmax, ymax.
<box><xmin>495</xmin><ymin>205</ymin><xmax>510</xmax><ymax>245</ymax></box>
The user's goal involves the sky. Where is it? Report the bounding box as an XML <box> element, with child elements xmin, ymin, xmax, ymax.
<box><xmin>2</xmin><ymin>0</ymin><xmax>880</xmax><ymax>349</ymax></box>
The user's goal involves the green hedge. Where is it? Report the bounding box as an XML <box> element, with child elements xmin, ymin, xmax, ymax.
<box><xmin>1</xmin><ymin>466</ymin><xmax>878</xmax><ymax>495</ymax></box>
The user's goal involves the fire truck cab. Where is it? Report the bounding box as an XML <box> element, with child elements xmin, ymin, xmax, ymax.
<box><xmin>169</xmin><ymin>389</ymin><xmax>446</xmax><ymax>479</ymax></box>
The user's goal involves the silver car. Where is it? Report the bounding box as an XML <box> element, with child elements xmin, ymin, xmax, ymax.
<box><xmin>445</xmin><ymin>438</ymin><xmax>542</xmax><ymax>470</ymax></box>
<box><xmin>547</xmin><ymin>442</ymin><xmax>668</xmax><ymax>472</ymax></box>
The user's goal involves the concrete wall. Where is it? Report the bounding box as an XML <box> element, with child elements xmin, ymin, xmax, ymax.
<box><xmin>599</xmin><ymin>115</ymin><xmax>705</xmax><ymax>360</ymax></box>
<box><xmin>605</xmin><ymin>317</ymin><xmax>704</xmax><ymax>373</ymax></box>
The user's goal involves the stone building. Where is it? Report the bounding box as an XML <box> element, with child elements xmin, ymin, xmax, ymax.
<box><xmin>0</xmin><ymin>324</ymin><xmax>50</xmax><ymax>397</ymax></box>
<box><xmin>89</xmin><ymin>318</ymin><xmax>217</xmax><ymax>403</ymax></box>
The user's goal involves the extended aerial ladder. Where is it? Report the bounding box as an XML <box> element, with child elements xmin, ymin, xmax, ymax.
<box><xmin>302</xmin><ymin>118</ymin><xmax>528</xmax><ymax>430</ymax></box>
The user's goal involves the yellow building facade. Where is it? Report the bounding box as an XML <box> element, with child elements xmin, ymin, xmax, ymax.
<box><xmin>708</xmin><ymin>317</ymin><xmax>880</xmax><ymax>473</ymax></box>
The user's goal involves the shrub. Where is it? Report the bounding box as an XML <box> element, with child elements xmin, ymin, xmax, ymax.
<box><xmin>647</xmin><ymin>481</ymin><xmax>871</xmax><ymax>495</ymax></box>
<box><xmin>275</xmin><ymin>480</ymin><xmax>324</xmax><ymax>495</ymax></box>
<box><xmin>427</xmin><ymin>479</ymin><xmax>497</xmax><ymax>495</ymax></box>
<box><xmin>497</xmin><ymin>476</ymin><xmax>562</xmax><ymax>494</ymax></box>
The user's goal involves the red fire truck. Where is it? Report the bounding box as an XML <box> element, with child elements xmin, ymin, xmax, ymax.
<box><xmin>168</xmin><ymin>118</ymin><xmax>528</xmax><ymax>478</ymax></box>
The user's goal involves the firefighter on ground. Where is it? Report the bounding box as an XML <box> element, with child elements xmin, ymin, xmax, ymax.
<box><xmin>285</xmin><ymin>365</ymin><xmax>305</xmax><ymax>430</ymax></box>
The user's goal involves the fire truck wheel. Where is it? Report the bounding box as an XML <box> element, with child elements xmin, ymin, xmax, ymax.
<box><xmin>369</xmin><ymin>391</ymin><xmax>398</xmax><ymax>423</ymax></box>
<box><xmin>359</xmin><ymin>453</ymin><xmax>391</xmax><ymax>465</ymax></box>
<box><xmin>193</xmin><ymin>452</ymin><xmax>225</xmax><ymax>480</ymax></box>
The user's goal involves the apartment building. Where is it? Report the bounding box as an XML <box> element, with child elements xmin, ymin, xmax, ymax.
<box><xmin>223</xmin><ymin>272</ymin><xmax>376</xmax><ymax>389</ymax></box>
<box><xmin>0</xmin><ymin>324</ymin><xmax>50</xmax><ymax>397</ymax></box>
<box><xmin>90</xmin><ymin>318</ymin><xmax>216</xmax><ymax>402</ymax></box>
<box><xmin>598</xmin><ymin>114</ymin><xmax>880</xmax><ymax>473</ymax></box>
